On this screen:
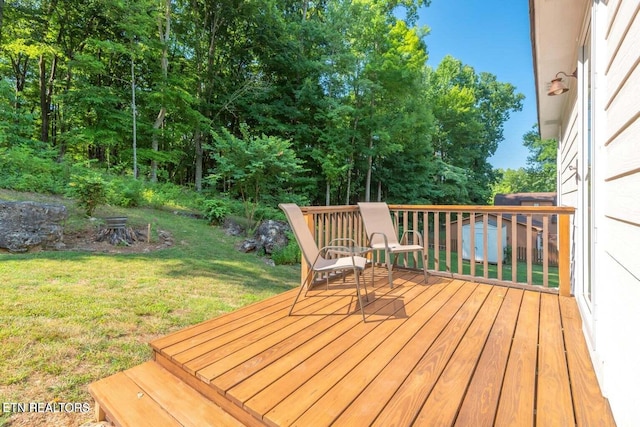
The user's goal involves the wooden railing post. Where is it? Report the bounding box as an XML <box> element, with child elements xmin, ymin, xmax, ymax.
<box><xmin>558</xmin><ymin>213</ymin><xmax>571</xmax><ymax>296</ymax></box>
<box><xmin>300</xmin><ymin>211</ymin><xmax>314</xmax><ymax>288</ymax></box>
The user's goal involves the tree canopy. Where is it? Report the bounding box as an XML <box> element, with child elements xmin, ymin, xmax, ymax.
<box><xmin>491</xmin><ymin>125</ymin><xmax>558</xmax><ymax>198</ymax></box>
<box><xmin>0</xmin><ymin>0</ymin><xmax>525</xmax><ymax>206</ymax></box>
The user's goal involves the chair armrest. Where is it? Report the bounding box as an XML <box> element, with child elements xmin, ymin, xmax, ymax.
<box><xmin>367</xmin><ymin>232</ymin><xmax>390</xmax><ymax>249</ymax></box>
<box><xmin>327</xmin><ymin>237</ymin><xmax>359</xmax><ymax>247</ymax></box>
<box><xmin>400</xmin><ymin>230</ymin><xmax>424</xmax><ymax>246</ymax></box>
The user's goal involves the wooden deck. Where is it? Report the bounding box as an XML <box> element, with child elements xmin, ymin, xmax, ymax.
<box><xmin>90</xmin><ymin>269</ymin><xmax>616</xmax><ymax>426</ymax></box>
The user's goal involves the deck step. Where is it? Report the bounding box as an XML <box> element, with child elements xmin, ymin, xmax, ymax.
<box><xmin>89</xmin><ymin>361</ymin><xmax>244</xmax><ymax>427</ymax></box>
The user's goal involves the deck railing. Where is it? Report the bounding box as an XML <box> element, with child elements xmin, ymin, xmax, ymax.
<box><xmin>300</xmin><ymin>204</ymin><xmax>575</xmax><ymax>296</ymax></box>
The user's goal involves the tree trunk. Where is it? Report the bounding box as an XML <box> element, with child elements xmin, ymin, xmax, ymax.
<box><xmin>346</xmin><ymin>117</ymin><xmax>359</xmax><ymax>205</ymax></box>
<box><xmin>39</xmin><ymin>56</ymin><xmax>48</xmax><ymax>142</ymax></box>
<box><xmin>131</xmin><ymin>57</ymin><xmax>138</xmax><ymax>178</ymax></box>
<box><xmin>151</xmin><ymin>0</ymin><xmax>171</xmax><ymax>182</ymax></box>
<box><xmin>345</xmin><ymin>159</ymin><xmax>352</xmax><ymax>205</ymax></box>
<box><xmin>151</xmin><ymin>108</ymin><xmax>165</xmax><ymax>182</ymax></box>
<box><xmin>325</xmin><ymin>181</ymin><xmax>330</xmax><ymax>206</ymax></box>
<box><xmin>0</xmin><ymin>0</ymin><xmax>5</xmax><ymax>40</ymax></box>
<box><xmin>38</xmin><ymin>54</ymin><xmax>56</xmax><ymax>143</ymax></box>
<box><xmin>365</xmin><ymin>134</ymin><xmax>373</xmax><ymax>202</ymax></box>
<box><xmin>194</xmin><ymin>128</ymin><xmax>203</xmax><ymax>191</ymax></box>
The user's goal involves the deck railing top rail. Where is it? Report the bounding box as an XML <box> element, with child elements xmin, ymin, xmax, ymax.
<box><xmin>302</xmin><ymin>204</ymin><xmax>576</xmax><ymax>215</ymax></box>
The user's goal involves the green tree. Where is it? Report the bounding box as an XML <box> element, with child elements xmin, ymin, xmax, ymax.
<box><xmin>208</xmin><ymin>125</ymin><xmax>304</xmax><ymax>223</ymax></box>
<box><xmin>0</xmin><ymin>79</ymin><xmax>34</xmax><ymax>146</ymax></box>
<box><xmin>491</xmin><ymin>125</ymin><xmax>557</xmax><ymax>199</ymax></box>
<box><xmin>522</xmin><ymin>125</ymin><xmax>557</xmax><ymax>191</ymax></box>
<box><xmin>491</xmin><ymin>167</ymin><xmax>533</xmax><ymax>197</ymax></box>
<box><xmin>427</xmin><ymin>56</ymin><xmax>524</xmax><ymax>204</ymax></box>
<box><xmin>322</xmin><ymin>0</ymin><xmax>430</xmax><ymax>203</ymax></box>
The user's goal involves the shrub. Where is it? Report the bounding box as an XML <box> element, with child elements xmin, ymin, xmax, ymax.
<box><xmin>0</xmin><ymin>145</ymin><xmax>68</xmax><ymax>194</ymax></box>
<box><xmin>141</xmin><ymin>182</ymin><xmax>205</xmax><ymax>211</ymax></box>
<box><xmin>202</xmin><ymin>198</ymin><xmax>231</xmax><ymax>224</ymax></box>
<box><xmin>68</xmin><ymin>173</ymin><xmax>108</xmax><ymax>216</ymax></box>
<box><xmin>108</xmin><ymin>178</ymin><xmax>143</xmax><ymax>208</ymax></box>
<box><xmin>252</xmin><ymin>203</ymin><xmax>283</xmax><ymax>223</ymax></box>
<box><xmin>271</xmin><ymin>231</ymin><xmax>301</xmax><ymax>265</ymax></box>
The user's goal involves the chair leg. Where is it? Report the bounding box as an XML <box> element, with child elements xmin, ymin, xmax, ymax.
<box><xmin>422</xmin><ymin>250</ymin><xmax>428</xmax><ymax>284</ymax></box>
<box><xmin>353</xmin><ymin>267</ymin><xmax>367</xmax><ymax>322</ymax></box>
<box><xmin>371</xmin><ymin>252</ymin><xmax>375</xmax><ymax>285</ymax></box>
<box><xmin>360</xmin><ymin>268</ymin><xmax>369</xmax><ymax>302</ymax></box>
<box><xmin>290</xmin><ymin>268</ymin><xmax>315</xmax><ymax>316</ymax></box>
<box><xmin>304</xmin><ymin>271</ymin><xmax>318</xmax><ymax>297</ymax></box>
<box><xmin>386</xmin><ymin>251</ymin><xmax>395</xmax><ymax>288</ymax></box>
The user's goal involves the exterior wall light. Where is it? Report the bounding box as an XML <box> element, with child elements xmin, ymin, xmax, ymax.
<box><xmin>547</xmin><ymin>70</ymin><xmax>578</xmax><ymax>96</ymax></box>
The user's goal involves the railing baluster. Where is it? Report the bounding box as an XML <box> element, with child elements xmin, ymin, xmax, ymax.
<box><xmin>434</xmin><ymin>212</ymin><xmax>440</xmax><ymax>272</ymax></box>
<box><xmin>424</xmin><ymin>211</ymin><xmax>430</xmax><ymax>270</ymax></box>
<box><xmin>457</xmin><ymin>211</ymin><xmax>463</xmax><ymax>276</ymax></box>
<box><xmin>558</xmin><ymin>213</ymin><xmax>571</xmax><ymax>296</ymax></box>
<box><xmin>483</xmin><ymin>213</ymin><xmax>489</xmax><ymax>279</ymax></box>
<box><xmin>511</xmin><ymin>215</ymin><xmax>518</xmax><ymax>283</ymax></box>
<box><xmin>469</xmin><ymin>213</ymin><xmax>475</xmax><ymax>277</ymax></box>
<box><xmin>445</xmin><ymin>212</ymin><xmax>451</xmax><ymax>274</ymax></box>
<box><xmin>497</xmin><ymin>214</ymin><xmax>503</xmax><ymax>281</ymax></box>
<box><xmin>527</xmin><ymin>214</ymin><xmax>533</xmax><ymax>286</ymax></box>
<box><xmin>543</xmin><ymin>214</ymin><xmax>549</xmax><ymax>288</ymax></box>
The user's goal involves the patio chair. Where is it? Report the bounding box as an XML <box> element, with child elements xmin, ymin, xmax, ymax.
<box><xmin>279</xmin><ymin>203</ymin><xmax>370</xmax><ymax>322</ymax></box>
<box><xmin>358</xmin><ymin>202</ymin><xmax>428</xmax><ymax>287</ymax></box>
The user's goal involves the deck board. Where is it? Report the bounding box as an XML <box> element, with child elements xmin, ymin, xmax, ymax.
<box><xmin>123</xmin><ymin>362</ymin><xmax>244</xmax><ymax>427</ymax></box>
<box><xmin>267</xmin><ymin>275</ymin><xmax>447</xmax><ymax>426</ymax></box>
<box><xmin>454</xmin><ymin>288</ymin><xmax>523</xmax><ymax>427</ymax></box>
<box><xmin>291</xmin><ymin>278</ymin><xmax>453</xmax><ymax>426</ymax></box>
<box><xmin>150</xmin><ymin>290</ymin><xmax>293</xmax><ymax>351</ymax></box>
<box><xmin>537</xmin><ymin>292</ymin><xmax>575</xmax><ymax>426</ymax></box>
<box><xmin>559</xmin><ymin>296</ymin><xmax>617</xmax><ymax>426</ymax></box>
<box><xmin>89</xmin><ymin>370</ymin><xmax>182</xmax><ymax>427</ymax></box>
<box><xmin>494</xmin><ymin>290</ymin><xmax>540</xmax><ymax>426</ymax></box>
<box><xmin>332</xmin><ymin>279</ymin><xmax>472</xmax><ymax>426</ymax></box>
<box><xmin>414</xmin><ymin>285</ymin><xmax>507</xmax><ymax>426</ymax></box>
<box><xmin>194</xmin><ymin>293</ymin><xmax>355</xmax><ymax>380</ymax></box>
<box><xmin>223</xmin><ymin>273</ymin><xmax>419</xmax><ymax>405</ymax></box>
<box><xmin>97</xmin><ymin>269</ymin><xmax>615</xmax><ymax>427</ymax></box>
<box><xmin>371</xmin><ymin>283</ymin><xmax>493</xmax><ymax>426</ymax></box>
<box><xmin>170</xmin><ymin>290</ymin><xmax>350</xmax><ymax>370</ymax></box>
<box><xmin>245</xmin><ymin>274</ymin><xmax>431</xmax><ymax>423</ymax></box>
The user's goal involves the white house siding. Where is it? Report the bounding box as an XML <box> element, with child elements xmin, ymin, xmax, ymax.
<box><xmin>550</xmin><ymin>1</ymin><xmax>640</xmax><ymax>425</ymax></box>
<box><xmin>558</xmin><ymin>101</ymin><xmax>580</xmax><ymax>208</ymax></box>
<box><xmin>598</xmin><ymin>1</ymin><xmax>640</xmax><ymax>425</ymax></box>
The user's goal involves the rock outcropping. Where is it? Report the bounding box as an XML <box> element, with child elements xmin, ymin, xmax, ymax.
<box><xmin>0</xmin><ymin>201</ymin><xmax>67</xmax><ymax>252</ymax></box>
<box><xmin>237</xmin><ymin>220</ymin><xmax>290</xmax><ymax>255</ymax></box>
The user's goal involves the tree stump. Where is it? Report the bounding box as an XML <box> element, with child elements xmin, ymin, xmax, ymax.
<box><xmin>96</xmin><ymin>217</ymin><xmax>144</xmax><ymax>246</ymax></box>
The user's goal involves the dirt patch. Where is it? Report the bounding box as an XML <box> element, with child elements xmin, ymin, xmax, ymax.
<box><xmin>62</xmin><ymin>226</ymin><xmax>173</xmax><ymax>254</ymax></box>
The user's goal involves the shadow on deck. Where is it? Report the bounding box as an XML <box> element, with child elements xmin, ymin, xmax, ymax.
<box><xmin>89</xmin><ymin>268</ymin><xmax>615</xmax><ymax>426</ymax></box>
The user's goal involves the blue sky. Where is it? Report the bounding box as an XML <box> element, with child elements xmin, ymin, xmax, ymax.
<box><xmin>417</xmin><ymin>0</ymin><xmax>536</xmax><ymax>170</ymax></box>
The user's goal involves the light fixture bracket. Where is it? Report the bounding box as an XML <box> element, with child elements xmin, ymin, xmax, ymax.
<box><xmin>555</xmin><ymin>69</ymin><xmax>578</xmax><ymax>79</ymax></box>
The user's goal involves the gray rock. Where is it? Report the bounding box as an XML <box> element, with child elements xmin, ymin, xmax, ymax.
<box><xmin>239</xmin><ymin>239</ymin><xmax>257</xmax><ymax>253</ymax></box>
<box><xmin>223</xmin><ymin>218</ymin><xmax>246</xmax><ymax>236</ymax></box>
<box><xmin>253</xmin><ymin>220</ymin><xmax>290</xmax><ymax>254</ymax></box>
<box><xmin>0</xmin><ymin>201</ymin><xmax>67</xmax><ymax>253</ymax></box>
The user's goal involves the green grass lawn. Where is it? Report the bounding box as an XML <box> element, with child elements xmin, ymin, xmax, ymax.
<box><xmin>0</xmin><ymin>191</ymin><xmax>299</xmax><ymax>426</ymax></box>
